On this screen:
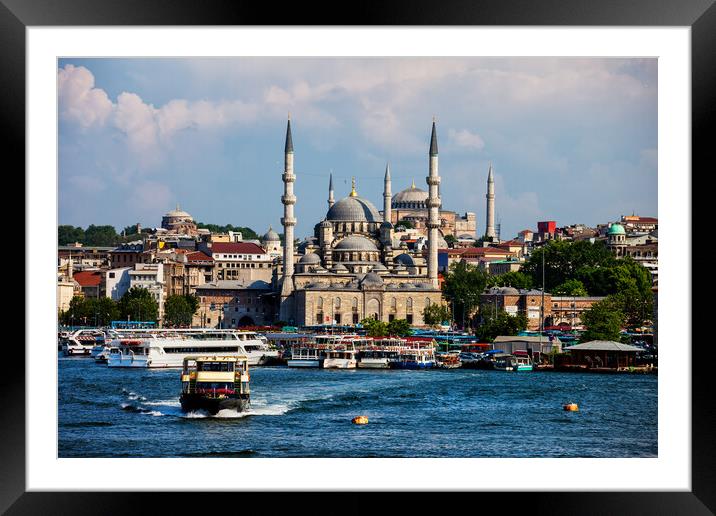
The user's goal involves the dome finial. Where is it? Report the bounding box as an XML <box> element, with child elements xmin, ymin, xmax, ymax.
<box><xmin>411</xmin><ymin>178</ymin><xmax>416</xmax><ymax>189</ymax></box>
<box><xmin>350</xmin><ymin>176</ymin><xmax>357</xmax><ymax>197</ymax></box>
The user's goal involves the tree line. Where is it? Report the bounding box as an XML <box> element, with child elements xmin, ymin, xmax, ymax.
<box><xmin>59</xmin><ymin>287</ymin><xmax>199</xmax><ymax>328</ymax></box>
<box><xmin>58</xmin><ymin>223</ymin><xmax>260</xmax><ymax>246</ymax></box>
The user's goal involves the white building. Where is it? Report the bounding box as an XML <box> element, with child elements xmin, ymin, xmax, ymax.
<box><xmin>105</xmin><ymin>267</ymin><xmax>132</xmax><ymax>301</ymax></box>
<box><xmin>129</xmin><ymin>263</ymin><xmax>166</xmax><ymax>320</ymax></box>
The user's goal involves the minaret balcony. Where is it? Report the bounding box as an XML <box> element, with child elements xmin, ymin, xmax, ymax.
<box><xmin>282</xmin><ymin>173</ymin><xmax>296</xmax><ymax>183</ymax></box>
<box><xmin>281</xmin><ymin>217</ymin><xmax>296</xmax><ymax>226</ymax></box>
<box><xmin>427</xmin><ymin>198</ymin><xmax>441</xmax><ymax>208</ymax></box>
<box><xmin>426</xmin><ymin>176</ymin><xmax>441</xmax><ymax>185</ymax></box>
<box><xmin>281</xmin><ymin>194</ymin><xmax>297</xmax><ymax>205</ymax></box>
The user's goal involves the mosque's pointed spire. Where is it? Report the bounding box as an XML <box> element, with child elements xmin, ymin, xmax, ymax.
<box><xmin>384</xmin><ymin>162</ymin><xmax>391</xmax><ymax>181</ymax></box>
<box><xmin>429</xmin><ymin>119</ymin><xmax>438</xmax><ymax>156</ymax></box>
<box><xmin>284</xmin><ymin>116</ymin><xmax>293</xmax><ymax>154</ymax></box>
<box><xmin>488</xmin><ymin>161</ymin><xmax>494</xmax><ymax>182</ymax></box>
<box><xmin>350</xmin><ymin>176</ymin><xmax>357</xmax><ymax>197</ymax></box>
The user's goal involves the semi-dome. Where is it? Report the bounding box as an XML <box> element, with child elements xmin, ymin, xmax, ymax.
<box><xmin>334</xmin><ymin>235</ymin><xmax>379</xmax><ymax>252</ymax></box>
<box><xmin>394</xmin><ymin>253</ymin><xmax>415</xmax><ymax>266</ymax></box>
<box><xmin>392</xmin><ymin>182</ymin><xmax>429</xmax><ymax>208</ymax></box>
<box><xmin>361</xmin><ymin>272</ymin><xmax>384</xmax><ymax>286</ymax></box>
<box><xmin>326</xmin><ymin>196</ymin><xmax>382</xmax><ymax>222</ymax></box>
<box><xmin>262</xmin><ymin>226</ymin><xmax>280</xmax><ymax>242</ymax></box>
<box><xmin>299</xmin><ymin>253</ymin><xmax>321</xmax><ymax>264</ymax></box>
<box><xmin>500</xmin><ymin>286</ymin><xmax>520</xmax><ymax>295</ymax></box>
<box><xmin>330</xmin><ymin>263</ymin><xmax>349</xmax><ymax>273</ymax></box>
<box><xmin>608</xmin><ymin>223</ymin><xmax>626</xmax><ymax>235</ymax></box>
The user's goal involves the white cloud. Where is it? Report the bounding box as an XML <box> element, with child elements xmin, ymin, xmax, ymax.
<box><xmin>448</xmin><ymin>128</ymin><xmax>485</xmax><ymax>150</ymax></box>
<box><xmin>58</xmin><ymin>64</ymin><xmax>113</xmax><ymax>128</ymax></box>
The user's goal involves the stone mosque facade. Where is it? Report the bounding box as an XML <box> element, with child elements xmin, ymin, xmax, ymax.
<box><xmin>277</xmin><ymin>118</ymin><xmax>444</xmax><ymax>327</ymax></box>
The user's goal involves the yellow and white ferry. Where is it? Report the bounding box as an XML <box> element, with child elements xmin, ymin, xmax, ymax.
<box><xmin>180</xmin><ymin>355</ymin><xmax>250</xmax><ymax>415</ymax></box>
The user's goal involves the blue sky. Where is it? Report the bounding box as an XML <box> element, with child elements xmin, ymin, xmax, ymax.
<box><xmin>58</xmin><ymin>57</ymin><xmax>657</xmax><ymax>240</ymax></box>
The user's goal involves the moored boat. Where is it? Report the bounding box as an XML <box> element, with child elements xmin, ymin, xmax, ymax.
<box><xmin>435</xmin><ymin>351</ymin><xmax>462</xmax><ymax>369</ymax></box>
<box><xmin>391</xmin><ymin>345</ymin><xmax>436</xmax><ymax>370</ymax></box>
<box><xmin>180</xmin><ymin>355</ymin><xmax>250</xmax><ymax>415</ymax></box>
<box><xmin>323</xmin><ymin>346</ymin><xmax>358</xmax><ymax>369</ymax></box>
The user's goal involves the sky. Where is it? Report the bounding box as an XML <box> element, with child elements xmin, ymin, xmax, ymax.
<box><xmin>58</xmin><ymin>57</ymin><xmax>657</xmax><ymax>240</ymax></box>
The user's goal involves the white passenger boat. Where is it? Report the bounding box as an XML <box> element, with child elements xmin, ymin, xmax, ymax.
<box><xmin>357</xmin><ymin>338</ymin><xmax>405</xmax><ymax>369</ymax></box>
<box><xmin>60</xmin><ymin>329</ymin><xmax>113</xmax><ymax>357</ymax></box>
<box><xmin>106</xmin><ymin>329</ymin><xmax>262</xmax><ymax>368</ymax></box>
<box><xmin>323</xmin><ymin>346</ymin><xmax>358</xmax><ymax>369</ymax></box>
<box><xmin>285</xmin><ymin>334</ymin><xmax>345</xmax><ymax>368</ymax></box>
<box><xmin>242</xmin><ymin>340</ymin><xmax>280</xmax><ymax>366</ymax></box>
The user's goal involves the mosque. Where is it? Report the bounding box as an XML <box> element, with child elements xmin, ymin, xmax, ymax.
<box><xmin>276</xmin><ymin>118</ymin><xmax>445</xmax><ymax>327</ymax></box>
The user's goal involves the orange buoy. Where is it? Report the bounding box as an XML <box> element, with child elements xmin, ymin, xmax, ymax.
<box><xmin>352</xmin><ymin>415</ymin><xmax>369</xmax><ymax>425</ymax></box>
<box><xmin>563</xmin><ymin>403</ymin><xmax>579</xmax><ymax>412</ymax></box>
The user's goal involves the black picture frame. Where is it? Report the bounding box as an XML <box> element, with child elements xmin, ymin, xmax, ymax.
<box><xmin>6</xmin><ymin>1</ymin><xmax>711</xmax><ymax>514</ymax></box>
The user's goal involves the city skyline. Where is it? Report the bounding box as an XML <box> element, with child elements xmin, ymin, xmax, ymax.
<box><xmin>58</xmin><ymin>57</ymin><xmax>657</xmax><ymax>239</ymax></box>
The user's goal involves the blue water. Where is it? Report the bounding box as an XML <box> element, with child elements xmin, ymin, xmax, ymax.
<box><xmin>58</xmin><ymin>356</ymin><xmax>657</xmax><ymax>458</ymax></box>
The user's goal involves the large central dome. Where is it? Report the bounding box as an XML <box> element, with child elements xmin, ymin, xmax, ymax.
<box><xmin>392</xmin><ymin>182</ymin><xmax>428</xmax><ymax>209</ymax></box>
<box><xmin>326</xmin><ymin>196</ymin><xmax>382</xmax><ymax>222</ymax></box>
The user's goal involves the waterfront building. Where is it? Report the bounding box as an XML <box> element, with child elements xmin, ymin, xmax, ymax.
<box><xmin>105</xmin><ymin>267</ymin><xmax>132</xmax><ymax>301</ymax></box>
<box><xmin>194</xmin><ymin>279</ymin><xmax>275</xmax><ymax>328</ymax></box>
<box><xmin>492</xmin><ymin>335</ymin><xmax>562</xmax><ymax>356</ymax></box>
<box><xmin>481</xmin><ymin>286</ymin><xmax>551</xmax><ymax>331</ymax></box>
<box><xmin>560</xmin><ymin>340</ymin><xmax>644</xmax><ymax>369</ymax></box>
<box><xmin>277</xmin><ymin>118</ymin><xmax>443</xmax><ymax>326</ymax></box>
<box><xmin>550</xmin><ymin>296</ymin><xmax>606</xmax><ymax>328</ymax></box>
<box><xmin>128</xmin><ymin>263</ymin><xmax>165</xmax><ymax>320</ymax></box>
<box><xmin>72</xmin><ymin>270</ymin><xmax>105</xmax><ymax>298</ymax></box>
<box><xmin>438</xmin><ymin>246</ymin><xmax>517</xmax><ymax>273</ymax></box>
<box><xmin>200</xmin><ymin>241</ymin><xmax>273</xmax><ymax>283</ymax></box>
<box><xmin>58</xmin><ymin>244</ymin><xmax>113</xmax><ymax>269</ymax></box>
<box><xmin>109</xmin><ymin>241</ymin><xmax>153</xmax><ymax>269</ymax></box>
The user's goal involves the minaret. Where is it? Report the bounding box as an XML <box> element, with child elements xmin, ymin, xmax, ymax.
<box><xmin>383</xmin><ymin>163</ymin><xmax>392</xmax><ymax>224</ymax></box>
<box><xmin>426</xmin><ymin>119</ymin><xmax>441</xmax><ymax>287</ymax></box>
<box><xmin>280</xmin><ymin>116</ymin><xmax>296</xmax><ymax>320</ymax></box>
<box><xmin>485</xmin><ymin>162</ymin><xmax>496</xmax><ymax>239</ymax></box>
<box><xmin>328</xmin><ymin>173</ymin><xmax>335</xmax><ymax>209</ymax></box>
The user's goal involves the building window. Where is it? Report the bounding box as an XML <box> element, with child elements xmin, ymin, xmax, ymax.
<box><xmin>406</xmin><ymin>314</ymin><xmax>413</xmax><ymax>324</ymax></box>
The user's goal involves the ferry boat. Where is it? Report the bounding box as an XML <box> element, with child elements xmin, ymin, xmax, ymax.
<box><xmin>391</xmin><ymin>346</ymin><xmax>436</xmax><ymax>370</ymax></box>
<box><xmin>285</xmin><ymin>335</ymin><xmax>344</xmax><ymax>368</ymax></box>
<box><xmin>180</xmin><ymin>355</ymin><xmax>250</xmax><ymax>415</ymax></box>
<box><xmin>60</xmin><ymin>329</ymin><xmax>112</xmax><ymax>356</ymax></box>
<box><xmin>357</xmin><ymin>338</ymin><xmax>405</xmax><ymax>369</ymax></box>
<box><xmin>323</xmin><ymin>346</ymin><xmax>358</xmax><ymax>369</ymax></box>
<box><xmin>106</xmin><ymin>329</ymin><xmax>260</xmax><ymax>368</ymax></box>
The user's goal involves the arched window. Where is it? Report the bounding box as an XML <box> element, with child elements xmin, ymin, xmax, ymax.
<box><xmin>317</xmin><ymin>297</ymin><xmax>324</xmax><ymax>309</ymax></box>
<box><xmin>391</xmin><ymin>297</ymin><xmax>397</xmax><ymax>311</ymax></box>
<box><xmin>352</xmin><ymin>297</ymin><xmax>358</xmax><ymax>311</ymax></box>
<box><xmin>335</xmin><ymin>297</ymin><xmax>341</xmax><ymax>309</ymax></box>
<box><xmin>425</xmin><ymin>298</ymin><xmax>431</xmax><ymax>308</ymax></box>
<box><xmin>406</xmin><ymin>297</ymin><xmax>413</xmax><ymax>312</ymax></box>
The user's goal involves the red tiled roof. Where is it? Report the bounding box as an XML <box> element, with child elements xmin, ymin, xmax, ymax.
<box><xmin>439</xmin><ymin>247</ymin><xmax>514</xmax><ymax>255</ymax></box>
<box><xmin>210</xmin><ymin>242</ymin><xmax>266</xmax><ymax>255</ymax></box>
<box><xmin>187</xmin><ymin>251</ymin><xmax>213</xmax><ymax>262</ymax></box>
<box><xmin>497</xmin><ymin>240</ymin><xmax>523</xmax><ymax>247</ymax></box>
<box><xmin>74</xmin><ymin>271</ymin><xmax>103</xmax><ymax>287</ymax></box>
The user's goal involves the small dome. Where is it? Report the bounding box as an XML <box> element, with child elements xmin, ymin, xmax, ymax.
<box><xmin>299</xmin><ymin>253</ymin><xmax>321</xmax><ymax>264</ymax></box>
<box><xmin>164</xmin><ymin>204</ymin><xmax>192</xmax><ymax>218</ymax></box>
<box><xmin>500</xmin><ymin>286</ymin><xmax>520</xmax><ymax>295</ymax></box>
<box><xmin>371</xmin><ymin>263</ymin><xmax>387</xmax><ymax>271</ymax></box>
<box><xmin>326</xmin><ymin>196</ymin><xmax>382</xmax><ymax>222</ymax></box>
<box><xmin>262</xmin><ymin>226</ymin><xmax>280</xmax><ymax>242</ymax></box>
<box><xmin>334</xmin><ymin>235</ymin><xmax>379</xmax><ymax>252</ymax></box>
<box><xmin>394</xmin><ymin>253</ymin><xmax>414</xmax><ymax>266</ymax></box>
<box><xmin>361</xmin><ymin>272</ymin><xmax>384</xmax><ymax>286</ymax></box>
<box><xmin>608</xmin><ymin>223</ymin><xmax>626</xmax><ymax>235</ymax></box>
<box><xmin>330</xmin><ymin>263</ymin><xmax>348</xmax><ymax>273</ymax></box>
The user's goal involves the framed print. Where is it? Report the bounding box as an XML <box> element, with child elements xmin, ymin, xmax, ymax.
<box><xmin>6</xmin><ymin>0</ymin><xmax>713</xmax><ymax>513</ymax></box>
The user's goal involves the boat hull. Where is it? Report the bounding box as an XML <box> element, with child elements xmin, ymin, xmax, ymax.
<box><xmin>390</xmin><ymin>361</ymin><xmax>435</xmax><ymax>370</ymax></box>
<box><xmin>323</xmin><ymin>359</ymin><xmax>357</xmax><ymax>369</ymax></box>
<box><xmin>357</xmin><ymin>359</ymin><xmax>391</xmax><ymax>369</ymax></box>
<box><xmin>180</xmin><ymin>393</ymin><xmax>250</xmax><ymax>415</ymax></box>
<box><xmin>286</xmin><ymin>359</ymin><xmax>323</xmax><ymax>368</ymax></box>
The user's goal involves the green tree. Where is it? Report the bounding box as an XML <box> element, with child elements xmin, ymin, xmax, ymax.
<box><xmin>386</xmin><ymin>319</ymin><xmax>412</xmax><ymax>337</ymax></box>
<box><xmin>122</xmin><ymin>224</ymin><xmax>139</xmax><ymax>236</ymax></box>
<box><xmin>395</xmin><ymin>219</ymin><xmax>414</xmax><ymax>229</ymax></box>
<box><xmin>486</xmin><ymin>271</ymin><xmax>533</xmax><ymax>289</ymax></box>
<box><xmin>360</xmin><ymin>318</ymin><xmax>388</xmax><ymax>337</ymax></box>
<box><xmin>443</xmin><ymin>234</ymin><xmax>457</xmax><ymax>248</ymax></box>
<box><xmin>552</xmin><ymin>278</ymin><xmax>589</xmax><ymax>296</ymax></box>
<box><xmin>423</xmin><ymin>304</ymin><xmax>451</xmax><ymax>327</ymax></box>
<box><xmin>88</xmin><ymin>297</ymin><xmax>120</xmax><ymax>326</ymax></box>
<box><xmin>475</xmin><ymin>302</ymin><xmax>528</xmax><ymax>342</ymax></box>
<box><xmin>183</xmin><ymin>294</ymin><xmax>199</xmax><ymax>315</ymax></box>
<box><xmin>164</xmin><ymin>295</ymin><xmax>194</xmax><ymax>327</ymax></box>
<box><xmin>58</xmin><ymin>225</ymin><xmax>85</xmax><ymax>246</ymax></box>
<box><xmin>118</xmin><ymin>287</ymin><xmax>159</xmax><ymax>322</ymax></box>
<box><xmin>580</xmin><ymin>298</ymin><xmax>625</xmax><ymax>342</ymax></box>
<box><xmin>83</xmin><ymin>225</ymin><xmax>120</xmax><ymax>246</ymax></box>
<box><xmin>195</xmin><ymin>222</ymin><xmax>259</xmax><ymax>240</ymax></box>
<box><xmin>441</xmin><ymin>261</ymin><xmax>489</xmax><ymax>329</ymax></box>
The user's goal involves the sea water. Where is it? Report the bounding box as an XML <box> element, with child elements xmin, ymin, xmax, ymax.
<box><xmin>58</xmin><ymin>356</ymin><xmax>657</xmax><ymax>458</ymax></box>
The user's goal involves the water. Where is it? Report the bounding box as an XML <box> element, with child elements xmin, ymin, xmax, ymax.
<box><xmin>58</xmin><ymin>356</ymin><xmax>657</xmax><ymax>458</ymax></box>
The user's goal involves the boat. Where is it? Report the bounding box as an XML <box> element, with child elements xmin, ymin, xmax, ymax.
<box><xmin>60</xmin><ymin>329</ymin><xmax>112</xmax><ymax>357</ymax></box>
<box><xmin>106</xmin><ymin>329</ymin><xmax>258</xmax><ymax>368</ymax></box>
<box><xmin>492</xmin><ymin>354</ymin><xmax>533</xmax><ymax>372</ymax></box>
<box><xmin>391</xmin><ymin>345</ymin><xmax>436</xmax><ymax>370</ymax></box>
<box><xmin>458</xmin><ymin>352</ymin><xmax>483</xmax><ymax>369</ymax></box>
<box><xmin>180</xmin><ymin>355</ymin><xmax>250</xmax><ymax>414</ymax></box>
<box><xmin>435</xmin><ymin>351</ymin><xmax>462</xmax><ymax>369</ymax></box>
<box><xmin>323</xmin><ymin>345</ymin><xmax>358</xmax><ymax>369</ymax></box>
<box><xmin>358</xmin><ymin>338</ymin><xmax>405</xmax><ymax>369</ymax></box>
<box><xmin>285</xmin><ymin>335</ymin><xmax>344</xmax><ymax>368</ymax></box>
<box><xmin>241</xmin><ymin>339</ymin><xmax>280</xmax><ymax>366</ymax></box>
